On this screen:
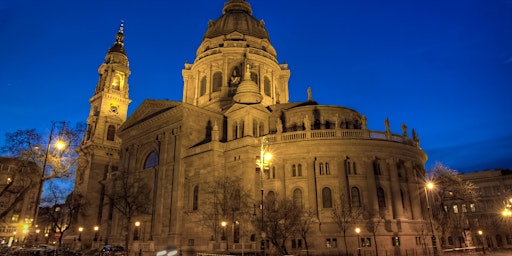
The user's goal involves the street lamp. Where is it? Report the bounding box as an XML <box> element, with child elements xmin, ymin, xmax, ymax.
<box><xmin>221</xmin><ymin>221</ymin><xmax>228</xmax><ymax>251</ymax></box>
<box><xmin>78</xmin><ymin>227</ymin><xmax>83</xmax><ymax>241</ymax></box>
<box><xmin>424</xmin><ymin>181</ymin><xmax>438</xmax><ymax>256</ymax></box>
<box><xmin>93</xmin><ymin>226</ymin><xmax>99</xmax><ymax>242</ymax></box>
<box><xmin>134</xmin><ymin>221</ymin><xmax>140</xmax><ymax>241</ymax></box>
<box><xmin>256</xmin><ymin>136</ymin><xmax>272</xmax><ymax>256</ymax></box>
<box><xmin>355</xmin><ymin>227</ymin><xmax>361</xmax><ymax>256</ymax></box>
<box><xmin>33</xmin><ymin>121</ymin><xmax>67</xmax><ymax>230</ymax></box>
<box><xmin>478</xmin><ymin>230</ymin><xmax>486</xmax><ymax>255</ymax></box>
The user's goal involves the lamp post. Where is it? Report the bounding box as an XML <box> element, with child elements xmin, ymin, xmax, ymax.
<box><xmin>478</xmin><ymin>230</ymin><xmax>486</xmax><ymax>255</ymax></box>
<box><xmin>134</xmin><ymin>221</ymin><xmax>140</xmax><ymax>241</ymax></box>
<box><xmin>78</xmin><ymin>227</ymin><xmax>83</xmax><ymax>242</ymax></box>
<box><xmin>33</xmin><ymin>121</ymin><xmax>66</xmax><ymax>230</ymax></box>
<box><xmin>222</xmin><ymin>221</ymin><xmax>228</xmax><ymax>251</ymax></box>
<box><xmin>256</xmin><ymin>136</ymin><xmax>271</xmax><ymax>256</ymax></box>
<box><xmin>355</xmin><ymin>227</ymin><xmax>361</xmax><ymax>256</ymax></box>
<box><xmin>424</xmin><ymin>181</ymin><xmax>438</xmax><ymax>256</ymax></box>
<box><xmin>93</xmin><ymin>226</ymin><xmax>99</xmax><ymax>242</ymax></box>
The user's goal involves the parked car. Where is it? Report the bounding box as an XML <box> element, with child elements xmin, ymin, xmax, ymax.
<box><xmin>98</xmin><ymin>245</ymin><xmax>127</xmax><ymax>256</ymax></box>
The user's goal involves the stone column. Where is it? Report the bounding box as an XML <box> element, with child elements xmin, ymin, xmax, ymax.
<box><xmin>387</xmin><ymin>159</ymin><xmax>404</xmax><ymax>219</ymax></box>
<box><xmin>405</xmin><ymin>161</ymin><xmax>422</xmax><ymax>220</ymax></box>
<box><xmin>365</xmin><ymin>158</ymin><xmax>379</xmax><ymax>214</ymax></box>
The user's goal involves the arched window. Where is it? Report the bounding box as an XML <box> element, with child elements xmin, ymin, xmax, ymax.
<box><xmin>263</xmin><ymin>77</ymin><xmax>271</xmax><ymax>96</ymax></box>
<box><xmin>298</xmin><ymin>164</ymin><xmax>302</xmax><ymax>176</ymax></box>
<box><xmin>212</xmin><ymin>72</ymin><xmax>222</xmax><ymax>92</ymax></box>
<box><xmin>293</xmin><ymin>189</ymin><xmax>303</xmax><ymax>208</ymax></box>
<box><xmin>240</xmin><ymin>119</ymin><xmax>245</xmax><ymax>137</ymax></box>
<box><xmin>193</xmin><ymin>185</ymin><xmax>199</xmax><ymax>210</ymax></box>
<box><xmin>353</xmin><ymin>162</ymin><xmax>357</xmax><ymax>174</ymax></box>
<box><xmin>377</xmin><ymin>187</ymin><xmax>386</xmax><ymax>208</ymax></box>
<box><xmin>292</xmin><ymin>165</ymin><xmax>297</xmax><ymax>177</ymax></box>
<box><xmin>345</xmin><ymin>159</ymin><xmax>351</xmax><ymax>175</ymax></box>
<box><xmin>373</xmin><ymin>159</ymin><xmax>381</xmax><ymax>175</ymax></box>
<box><xmin>232</xmin><ymin>122</ymin><xmax>238</xmax><ymax>139</ymax></box>
<box><xmin>325</xmin><ymin>162</ymin><xmax>330</xmax><ymax>175</ymax></box>
<box><xmin>351</xmin><ymin>187</ymin><xmax>361</xmax><ymax>207</ymax></box>
<box><xmin>107</xmin><ymin>125</ymin><xmax>116</xmax><ymax>141</ymax></box>
<box><xmin>253</xmin><ymin>119</ymin><xmax>258</xmax><ymax>137</ymax></box>
<box><xmin>322</xmin><ymin>187</ymin><xmax>332</xmax><ymax>208</ymax></box>
<box><xmin>319</xmin><ymin>163</ymin><xmax>324</xmax><ymax>175</ymax></box>
<box><xmin>200</xmin><ymin>76</ymin><xmax>207</xmax><ymax>96</ymax></box>
<box><xmin>250</xmin><ymin>72</ymin><xmax>259</xmax><ymax>85</ymax></box>
<box><xmin>144</xmin><ymin>151</ymin><xmax>159</xmax><ymax>169</ymax></box>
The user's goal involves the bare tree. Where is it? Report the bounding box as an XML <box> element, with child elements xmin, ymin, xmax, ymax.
<box><xmin>257</xmin><ymin>194</ymin><xmax>303</xmax><ymax>256</ymax></box>
<box><xmin>195</xmin><ymin>176</ymin><xmax>253</xmax><ymax>242</ymax></box>
<box><xmin>104</xmin><ymin>167</ymin><xmax>152</xmax><ymax>252</ymax></box>
<box><xmin>331</xmin><ymin>193</ymin><xmax>363</xmax><ymax>256</ymax></box>
<box><xmin>40</xmin><ymin>181</ymin><xmax>86</xmax><ymax>247</ymax></box>
<box><xmin>296</xmin><ymin>208</ymin><xmax>316</xmax><ymax>256</ymax></box>
<box><xmin>428</xmin><ymin>163</ymin><xmax>478</xmax><ymax>249</ymax></box>
<box><xmin>0</xmin><ymin>122</ymin><xmax>85</xmax><ymax>221</ymax></box>
<box><xmin>363</xmin><ymin>208</ymin><xmax>384</xmax><ymax>256</ymax></box>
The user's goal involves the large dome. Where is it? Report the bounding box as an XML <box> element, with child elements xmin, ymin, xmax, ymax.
<box><xmin>203</xmin><ymin>0</ymin><xmax>270</xmax><ymax>40</ymax></box>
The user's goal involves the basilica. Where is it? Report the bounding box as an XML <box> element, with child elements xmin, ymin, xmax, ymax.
<box><xmin>73</xmin><ymin>0</ymin><xmax>431</xmax><ymax>255</ymax></box>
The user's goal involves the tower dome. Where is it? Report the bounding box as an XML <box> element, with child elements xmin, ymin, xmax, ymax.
<box><xmin>203</xmin><ymin>0</ymin><xmax>270</xmax><ymax>40</ymax></box>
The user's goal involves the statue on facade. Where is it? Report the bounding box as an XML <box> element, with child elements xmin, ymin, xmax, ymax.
<box><xmin>276</xmin><ymin>119</ymin><xmax>283</xmax><ymax>133</ymax></box>
<box><xmin>307</xmin><ymin>86</ymin><xmax>312</xmax><ymax>102</ymax></box>
<box><xmin>362</xmin><ymin>115</ymin><xmax>367</xmax><ymax>129</ymax></box>
<box><xmin>401</xmin><ymin>122</ymin><xmax>408</xmax><ymax>137</ymax></box>
<box><xmin>304</xmin><ymin>115</ymin><xmax>311</xmax><ymax>130</ymax></box>
<box><xmin>384</xmin><ymin>117</ymin><xmax>390</xmax><ymax>133</ymax></box>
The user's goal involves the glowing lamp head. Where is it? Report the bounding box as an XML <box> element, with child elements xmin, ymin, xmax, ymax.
<box><xmin>426</xmin><ymin>182</ymin><xmax>434</xmax><ymax>190</ymax></box>
<box><xmin>355</xmin><ymin>227</ymin><xmax>360</xmax><ymax>234</ymax></box>
<box><xmin>78</xmin><ymin>227</ymin><xmax>83</xmax><ymax>232</ymax></box>
<box><xmin>54</xmin><ymin>140</ymin><xmax>66</xmax><ymax>150</ymax></box>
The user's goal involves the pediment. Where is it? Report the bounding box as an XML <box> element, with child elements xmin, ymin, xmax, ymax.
<box><xmin>120</xmin><ymin>99</ymin><xmax>182</xmax><ymax>131</ymax></box>
<box><xmin>224</xmin><ymin>103</ymin><xmax>270</xmax><ymax>117</ymax></box>
<box><xmin>225</xmin><ymin>31</ymin><xmax>245</xmax><ymax>40</ymax></box>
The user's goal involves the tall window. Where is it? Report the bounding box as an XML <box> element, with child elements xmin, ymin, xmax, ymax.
<box><xmin>373</xmin><ymin>159</ymin><xmax>381</xmax><ymax>175</ymax></box>
<box><xmin>212</xmin><ymin>72</ymin><xmax>222</xmax><ymax>92</ymax></box>
<box><xmin>144</xmin><ymin>151</ymin><xmax>159</xmax><ymax>169</ymax></box>
<box><xmin>193</xmin><ymin>185</ymin><xmax>199</xmax><ymax>210</ymax></box>
<box><xmin>107</xmin><ymin>125</ymin><xmax>116</xmax><ymax>141</ymax></box>
<box><xmin>263</xmin><ymin>77</ymin><xmax>271</xmax><ymax>96</ymax></box>
<box><xmin>351</xmin><ymin>187</ymin><xmax>361</xmax><ymax>207</ymax></box>
<box><xmin>200</xmin><ymin>76</ymin><xmax>207</xmax><ymax>96</ymax></box>
<box><xmin>292</xmin><ymin>165</ymin><xmax>297</xmax><ymax>177</ymax></box>
<box><xmin>253</xmin><ymin>119</ymin><xmax>258</xmax><ymax>137</ymax></box>
<box><xmin>232</xmin><ymin>122</ymin><xmax>238</xmax><ymax>139</ymax></box>
<box><xmin>298</xmin><ymin>164</ymin><xmax>302</xmax><ymax>176</ymax></box>
<box><xmin>345</xmin><ymin>159</ymin><xmax>351</xmax><ymax>175</ymax></box>
<box><xmin>319</xmin><ymin>163</ymin><xmax>324</xmax><ymax>175</ymax></box>
<box><xmin>325</xmin><ymin>162</ymin><xmax>330</xmax><ymax>175</ymax></box>
<box><xmin>293</xmin><ymin>189</ymin><xmax>303</xmax><ymax>208</ymax></box>
<box><xmin>322</xmin><ymin>187</ymin><xmax>332</xmax><ymax>208</ymax></box>
<box><xmin>377</xmin><ymin>187</ymin><xmax>386</xmax><ymax>208</ymax></box>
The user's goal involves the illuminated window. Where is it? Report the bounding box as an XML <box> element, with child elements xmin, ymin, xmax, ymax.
<box><xmin>470</xmin><ymin>203</ymin><xmax>476</xmax><ymax>212</ymax></box>
<box><xmin>453</xmin><ymin>205</ymin><xmax>459</xmax><ymax>214</ymax></box>
<box><xmin>462</xmin><ymin>204</ymin><xmax>467</xmax><ymax>213</ymax></box>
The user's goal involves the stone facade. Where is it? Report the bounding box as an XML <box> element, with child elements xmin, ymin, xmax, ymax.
<box><xmin>74</xmin><ymin>1</ymin><xmax>432</xmax><ymax>255</ymax></box>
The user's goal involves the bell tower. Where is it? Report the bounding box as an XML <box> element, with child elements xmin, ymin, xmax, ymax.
<box><xmin>74</xmin><ymin>22</ymin><xmax>131</xmax><ymax>246</ymax></box>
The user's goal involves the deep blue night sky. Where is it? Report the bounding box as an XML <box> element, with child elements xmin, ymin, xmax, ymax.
<box><xmin>1</xmin><ymin>0</ymin><xmax>511</xmax><ymax>174</ymax></box>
